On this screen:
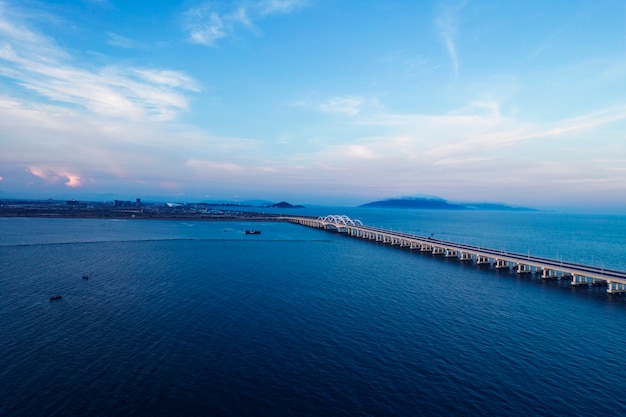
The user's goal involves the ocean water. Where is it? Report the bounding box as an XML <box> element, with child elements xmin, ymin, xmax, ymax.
<box><xmin>1</xmin><ymin>211</ymin><xmax>626</xmax><ymax>417</ymax></box>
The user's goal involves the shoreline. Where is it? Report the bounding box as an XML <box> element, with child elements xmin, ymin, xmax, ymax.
<box><xmin>0</xmin><ymin>207</ymin><xmax>286</xmax><ymax>222</ymax></box>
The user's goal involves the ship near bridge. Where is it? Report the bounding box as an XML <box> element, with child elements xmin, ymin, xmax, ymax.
<box><xmin>280</xmin><ymin>215</ymin><xmax>626</xmax><ymax>295</ymax></box>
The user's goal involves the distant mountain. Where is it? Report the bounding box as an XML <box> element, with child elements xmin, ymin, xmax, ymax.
<box><xmin>264</xmin><ymin>201</ymin><xmax>305</xmax><ymax>209</ymax></box>
<box><xmin>359</xmin><ymin>197</ymin><xmax>535</xmax><ymax>211</ymax></box>
<box><xmin>359</xmin><ymin>197</ymin><xmax>465</xmax><ymax>210</ymax></box>
<box><xmin>239</xmin><ymin>200</ymin><xmax>276</xmax><ymax>206</ymax></box>
<box><xmin>461</xmin><ymin>202</ymin><xmax>536</xmax><ymax>211</ymax></box>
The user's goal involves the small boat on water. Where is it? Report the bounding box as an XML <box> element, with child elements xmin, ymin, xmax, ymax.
<box><xmin>82</xmin><ymin>274</ymin><xmax>89</xmax><ymax>280</ymax></box>
<box><xmin>49</xmin><ymin>295</ymin><xmax>62</xmax><ymax>301</ymax></box>
<box><xmin>245</xmin><ymin>230</ymin><xmax>261</xmax><ymax>235</ymax></box>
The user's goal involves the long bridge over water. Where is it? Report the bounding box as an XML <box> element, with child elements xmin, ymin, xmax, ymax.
<box><xmin>280</xmin><ymin>214</ymin><xmax>626</xmax><ymax>295</ymax></box>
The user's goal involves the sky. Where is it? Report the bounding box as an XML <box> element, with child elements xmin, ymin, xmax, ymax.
<box><xmin>1</xmin><ymin>0</ymin><xmax>625</xmax><ymax>211</ymax></box>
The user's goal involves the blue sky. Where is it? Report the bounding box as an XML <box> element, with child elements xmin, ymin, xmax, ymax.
<box><xmin>1</xmin><ymin>0</ymin><xmax>625</xmax><ymax>210</ymax></box>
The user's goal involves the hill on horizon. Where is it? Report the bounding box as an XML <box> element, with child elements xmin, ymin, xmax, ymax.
<box><xmin>359</xmin><ymin>197</ymin><xmax>535</xmax><ymax>211</ymax></box>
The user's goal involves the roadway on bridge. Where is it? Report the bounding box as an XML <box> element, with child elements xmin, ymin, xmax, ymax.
<box><xmin>355</xmin><ymin>225</ymin><xmax>626</xmax><ymax>280</ymax></box>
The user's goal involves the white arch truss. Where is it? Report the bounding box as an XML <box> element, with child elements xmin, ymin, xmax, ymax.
<box><xmin>317</xmin><ymin>215</ymin><xmax>364</xmax><ymax>226</ymax></box>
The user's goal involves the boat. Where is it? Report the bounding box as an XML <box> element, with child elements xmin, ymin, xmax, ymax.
<box><xmin>82</xmin><ymin>274</ymin><xmax>89</xmax><ymax>279</ymax></box>
<box><xmin>49</xmin><ymin>295</ymin><xmax>62</xmax><ymax>301</ymax></box>
<box><xmin>245</xmin><ymin>230</ymin><xmax>261</xmax><ymax>235</ymax></box>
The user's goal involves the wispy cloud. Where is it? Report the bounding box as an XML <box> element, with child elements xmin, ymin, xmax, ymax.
<box><xmin>319</xmin><ymin>97</ymin><xmax>365</xmax><ymax>116</ymax></box>
<box><xmin>0</xmin><ymin>3</ymin><xmax>199</xmax><ymax>121</ymax></box>
<box><xmin>106</xmin><ymin>32</ymin><xmax>145</xmax><ymax>49</ymax></box>
<box><xmin>293</xmin><ymin>95</ymin><xmax>380</xmax><ymax>116</ymax></box>
<box><xmin>435</xmin><ymin>0</ymin><xmax>466</xmax><ymax>77</ymax></box>
<box><xmin>27</xmin><ymin>166</ymin><xmax>85</xmax><ymax>188</ymax></box>
<box><xmin>282</xmin><ymin>99</ymin><xmax>626</xmax><ymax>203</ymax></box>
<box><xmin>260</xmin><ymin>0</ymin><xmax>308</xmax><ymax>15</ymax></box>
<box><xmin>351</xmin><ymin>102</ymin><xmax>626</xmax><ymax>166</ymax></box>
<box><xmin>184</xmin><ymin>0</ymin><xmax>308</xmax><ymax>47</ymax></box>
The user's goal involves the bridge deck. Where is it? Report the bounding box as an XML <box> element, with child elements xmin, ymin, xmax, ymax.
<box><xmin>282</xmin><ymin>215</ymin><xmax>626</xmax><ymax>294</ymax></box>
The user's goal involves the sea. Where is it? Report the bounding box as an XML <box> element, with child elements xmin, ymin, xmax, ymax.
<box><xmin>1</xmin><ymin>208</ymin><xmax>626</xmax><ymax>417</ymax></box>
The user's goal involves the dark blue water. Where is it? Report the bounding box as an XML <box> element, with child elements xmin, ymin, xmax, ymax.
<box><xmin>1</xmin><ymin>212</ymin><xmax>626</xmax><ymax>416</ymax></box>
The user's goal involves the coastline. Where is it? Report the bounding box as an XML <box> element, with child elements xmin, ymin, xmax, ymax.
<box><xmin>0</xmin><ymin>205</ymin><xmax>284</xmax><ymax>222</ymax></box>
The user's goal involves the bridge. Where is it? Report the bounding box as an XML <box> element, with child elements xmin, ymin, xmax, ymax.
<box><xmin>281</xmin><ymin>214</ymin><xmax>626</xmax><ymax>295</ymax></box>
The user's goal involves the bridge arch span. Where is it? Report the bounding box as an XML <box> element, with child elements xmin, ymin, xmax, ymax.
<box><xmin>317</xmin><ymin>215</ymin><xmax>363</xmax><ymax>226</ymax></box>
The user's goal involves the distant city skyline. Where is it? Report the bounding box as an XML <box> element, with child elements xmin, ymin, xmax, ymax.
<box><xmin>1</xmin><ymin>0</ymin><xmax>625</xmax><ymax>212</ymax></box>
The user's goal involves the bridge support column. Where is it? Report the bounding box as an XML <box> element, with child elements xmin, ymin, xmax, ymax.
<box><xmin>432</xmin><ymin>246</ymin><xmax>444</xmax><ymax>255</ymax></box>
<box><xmin>607</xmin><ymin>281</ymin><xmax>626</xmax><ymax>294</ymax></box>
<box><xmin>517</xmin><ymin>263</ymin><xmax>532</xmax><ymax>274</ymax></box>
<box><xmin>476</xmin><ymin>255</ymin><xmax>490</xmax><ymax>265</ymax></box>
<box><xmin>571</xmin><ymin>275</ymin><xmax>592</xmax><ymax>286</ymax></box>
<box><xmin>421</xmin><ymin>244</ymin><xmax>432</xmax><ymax>252</ymax></box>
<box><xmin>460</xmin><ymin>252</ymin><xmax>472</xmax><ymax>261</ymax></box>
<box><xmin>445</xmin><ymin>249</ymin><xmax>458</xmax><ymax>258</ymax></box>
<box><xmin>495</xmin><ymin>259</ymin><xmax>509</xmax><ymax>269</ymax></box>
<box><xmin>542</xmin><ymin>269</ymin><xmax>557</xmax><ymax>279</ymax></box>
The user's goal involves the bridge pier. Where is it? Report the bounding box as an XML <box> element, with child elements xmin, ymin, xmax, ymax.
<box><xmin>445</xmin><ymin>249</ymin><xmax>459</xmax><ymax>258</ymax></box>
<box><xmin>571</xmin><ymin>275</ymin><xmax>606</xmax><ymax>286</ymax></box>
<box><xmin>607</xmin><ymin>281</ymin><xmax>626</xmax><ymax>294</ymax></box>
<box><xmin>516</xmin><ymin>263</ymin><xmax>532</xmax><ymax>274</ymax></box>
<box><xmin>432</xmin><ymin>246</ymin><xmax>445</xmax><ymax>255</ymax></box>
<box><xmin>420</xmin><ymin>244</ymin><xmax>432</xmax><ymax>252</ymax></box>
<box><xmin>476</xmin><ymin>255</ymin><xmax>490</xmax><ymax>265</ymax></box>
<box><xmin>571</xmin><ymin>275</ymin><xmax>589</xmax><ymax>286</ymax></box>
<box><xmin>460</xmin><ymin>252</ymin><xmax>473</xmax><ymax>261</ymax></box>
<box><xmin>495</xmin><ymin>259</ymin><xmax>509</xmax><ymax>269</ymax></box>
<box><xmin>542</xmin><ymin>268</ymin><xmax>558</xmax><ymax>279</ymax></box>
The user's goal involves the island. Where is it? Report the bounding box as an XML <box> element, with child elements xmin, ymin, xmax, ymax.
<box><xmin>359</xmin><ymin>197</ymin><xmax>535</xmax><ymax>211</ymax></box>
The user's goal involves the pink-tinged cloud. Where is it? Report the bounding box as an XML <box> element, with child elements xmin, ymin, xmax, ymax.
<box><xmin>0</xmin><ymin>176</ymin><xmax>3</xmax><ymax>181</ymax></box>
<box><xmin>27</xmin><ymin>167</ymin><xmax>83</xmax><ymax>187</ymax></box>
<box><xmin>28</xmin><ymin>166</ymin><xmax>57</xmax><ymax>183</ymax></box>
<box><xmin>63</xmin><ymin>174</ymin><xmax>82</xmax><ymax>188</ymax></box>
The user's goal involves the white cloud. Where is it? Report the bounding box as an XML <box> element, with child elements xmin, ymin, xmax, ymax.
<box><xmin>435</xmin><ymin>0</ymin><xmax>466</xmax><ymax>77</ymax></box>
<box><xmin>106</xmin><ymin>32</ymin><xmax>145</xmax><ymax>49</ymax></box>
<box><xmin>279</xmin><ymin>98</ymin><xmax>626</xmax><ymax>205</ymax></box>
<box><xmin>260</xmin><ymin>0</ymin><xmax>308</xmax><ymax>15</ymax></box>
<box><xmin>186</xmin><ymin>7</ymin><xmax>228</xmax><ymax>47</ymax></box>
<box><xmin>27</xmin><ymin>166</ymin><xmax>83</xmax><ymax>188</ymax></box>
<box><xmin>319</xmin><ymin>97</ymin><xmax>365</xmax><ymax>116</ymax></box>
<box><xmin>0</xmin><ymin>4</ymin><xmax>199</xmax><ymax>121</ymax></box>
<box><xmin>184</xmin><ymin>0</ymin><xmax>307</xmax><ymax>47</ymax></box>
<box><xmin>186</xmin><ymin>159</ymin><xmax>245</xmax><ymax>174</ymax></box>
